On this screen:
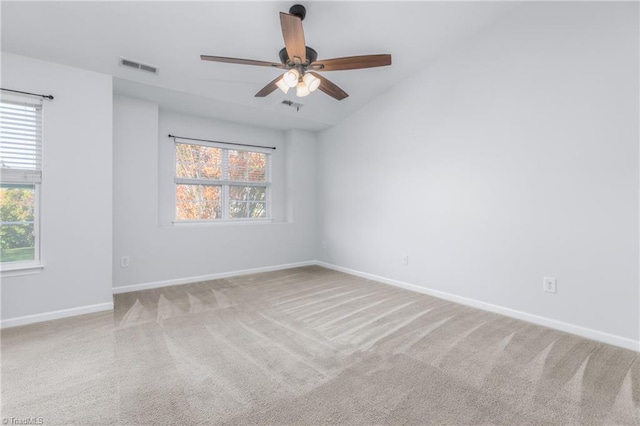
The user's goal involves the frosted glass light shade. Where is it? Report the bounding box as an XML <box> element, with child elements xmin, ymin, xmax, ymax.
<box><xmin>283</xmin><ymin>69</ymin><xmax>299</xmax><ymax>88</ymax></box>
<box><xmin>276</xmin><ymin>77</ymin><xmax>289</xmax><ymax>94</ymax></box>
<box><xmin>296</xmin><ymin>81</ymin><xmax>310</xmax><ymax>97</ymax></box>
<box><xmin>303</xmin><ymin>73</ymin><xmax>320</xmax><ymax>92</ymax></box>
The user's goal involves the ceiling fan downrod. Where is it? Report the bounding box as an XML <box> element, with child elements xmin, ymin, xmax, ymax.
<box><xmin>288</xmin><ymin>4</ymin><xmax>306</xmax><ymax>21</ymax></box>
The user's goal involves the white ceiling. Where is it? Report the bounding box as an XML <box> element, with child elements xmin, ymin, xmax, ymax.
<box><xmin>1</xmin><ymin>1</ymin><xmax>518</xmax><ymax>131</ymax></box>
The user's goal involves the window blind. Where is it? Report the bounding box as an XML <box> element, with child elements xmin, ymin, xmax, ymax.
<box><xmin>0</xmin><ymin>94</ymin><xmax>43</xmax><ymax>184</ymax></box>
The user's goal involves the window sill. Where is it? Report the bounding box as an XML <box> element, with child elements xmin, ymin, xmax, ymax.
<box><xmin>172</xmin><ymin>218</ymin><xmax>274</xmax><ymax>226</ymax></box>
<box><xmin>1</xmin><ymin>262</ymin><xmax>44</xmax><ymax>277</ymax></box>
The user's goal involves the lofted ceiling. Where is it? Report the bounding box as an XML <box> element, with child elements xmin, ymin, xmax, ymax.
<box><xmin>1</xmin><ymin>1</ymin><xmax>517</xmax><ymax>131</ymax></box>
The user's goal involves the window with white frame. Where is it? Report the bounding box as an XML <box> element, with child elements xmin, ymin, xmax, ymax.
<box><xmin>174</xmin><ymin>139</ymin><xmax>270</xmax><ymax>221</ymax></box>
<box><xmin>0</xmin><ymin>94</ymin><xmax>42</xmax><ymax>265</ymax></box>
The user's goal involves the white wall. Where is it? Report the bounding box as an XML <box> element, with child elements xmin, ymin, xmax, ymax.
<box><xmin>317</xmin><ymin>2</ymin><xmax>639</xmax><ymax>344</ymax></box>
<box><xmin>1</xmin><ymin>53</ymin><xmax>113</xmax><ymax>322</ymax></box>
<box><xmin>113</xmin><ymin>97</ymin><xmax>317</xmax><ymax>289</ymax></box>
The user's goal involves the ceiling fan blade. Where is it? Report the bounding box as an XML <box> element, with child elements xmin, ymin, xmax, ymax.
<box><xmin>201</xmin><ymin>55</ymin><xmax>284</xmax><ymax>68</ymax></box>
<box><xmin>280</xmin><ymin>12</ymin><xmax>306</xmax><ymax>63</ymax></box>
<box><xmin>254</xmin><ymin>74</ymin><xmax>283</xmax><ymax>98</ymax></box>
<box><xmin>309</xmin><ymin>72</ymin><xmax>349</xmax><ymax>101</ymax></box>
<box><xmin>310</xmin><ymin>54</ymin><xmax>391</xmax><ymax>71</ymax></box>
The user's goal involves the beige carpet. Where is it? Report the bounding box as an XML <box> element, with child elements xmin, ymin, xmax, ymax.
<box><xmin>2</xmin><ymin>266</ymin><xmax>639</xmax><ymax>425</ymax></box>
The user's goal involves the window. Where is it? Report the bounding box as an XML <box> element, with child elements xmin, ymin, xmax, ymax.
<box><xmin>174</xmin><ymin>140</ymin><xmax>270</xmax><ymax>221</ymax></box>
<box><xmin>0</xmin><ymin>94</ymin><xmax>42</xmax><ymax>266</ymax></box>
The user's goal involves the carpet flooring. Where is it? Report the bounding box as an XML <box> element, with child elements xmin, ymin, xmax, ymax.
<box><xmin>2</xmin><ymin>266</ymin><xmax>639</xmax><ymax>425</ymax></box>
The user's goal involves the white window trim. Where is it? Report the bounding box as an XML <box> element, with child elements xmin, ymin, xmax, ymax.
<box><xmin>1</xmin><ymin>262</ymin><xmax>44</xmax><ymax>277</ymax></box>
<box><xmin>173</xmin><ymin>140</ymin><xmax>272</xmax><ymax>223</ymax></box>
<box><xmin>0</xmin><ymin>94</ymin><xmax>44</xmax><ymax>273</ymax></box>
<box><xmin>172</xmin><ymin>217</ymin><xmax>273</xmax><ymax>226</ymax></box>
<box><xmin>0</xmin><ymin>184</ymin><xmax>43</xmax><ymax>274</ymax></box>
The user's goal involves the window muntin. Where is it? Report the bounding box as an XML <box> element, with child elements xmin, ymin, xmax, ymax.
<box><xmin>176</xmin><ymin>143</ymin><xmax>222</xmax><ymax>180</ymax></box>
<box><xmin>228</xmin><ymin>150</ymin><xmax>267</xmax><ymax>182</ymax></box>
<box><xmin>229</xmin><ymin>186</ymin><xmax>267</xmax><ymax>219</ymax></box>
<box><xmin>0</xmin><ymin>184</ymin><xmax>36</xmax><ymax>262</ymax></box>
<box><xmin>174</xmin><ymin>141</ymin><xmax>270</xmax><ymax>221</ymax></box>
<box><xmin>176</xmin><ymin>184</ymin><xmax>222</xmax><ymax>220</ymax></box>
<box><xmin>0</xmin><ymin>95</ymin><xmax>42</xmax><ymax>266</ymax></box>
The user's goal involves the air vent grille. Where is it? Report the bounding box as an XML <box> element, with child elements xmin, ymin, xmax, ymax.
<box><xmin>139</xmin><ymin>64</ymin><xmax>158</xmax><ymax>74</ymax></box>
<box><xmin>282</xmin><ymin>100</ymin><xmax>303</xmax><ymax>111</ymax></box>
<box><xmin>119</xmin><ymin>58</ymin><xmax>159</xmax><ymax>74</ymax></box>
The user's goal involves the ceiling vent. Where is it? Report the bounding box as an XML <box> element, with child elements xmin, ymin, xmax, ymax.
<box><xmin>282</xmin><ymin>100</ymin><xmax>303</xmax><ymax>112</ymax></box>
<box><xmin>119</xmin><ymin>58</ymin><xmax>159</xmax><ymax>74</ymax></box>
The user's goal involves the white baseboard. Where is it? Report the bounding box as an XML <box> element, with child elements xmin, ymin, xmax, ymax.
<box><xmin>112</xmin><ymin>260</ymin><xmax>317</xmax><ymax>294</ymax></box>
<box><xmin>1</xmin><ymin>302</ymin><xmax>114</xmax><ymax>329</ymax></box>
<box><xmin>316</xmin><ymin>261</ymin><xmax>640</xmax><ymax>352</ymax></box>
<box><xmin>5</xmin><ymin>260</ymin><xmax>637</xmax><ymax>352</ymax></box>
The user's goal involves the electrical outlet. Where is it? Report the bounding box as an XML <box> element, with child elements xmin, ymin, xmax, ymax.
<box><xmin>402</xmin><ymin>255</ymin><xmax>409</xmax><ymax>266</ymax></box>
<box><xmin>120</xmin><ymin>256</ymin><xmax>130</xmax><ymax>268</ymax></box>
<box><xmin>543</xmin><ymin>276</ymin><xmax>557</xmax><ymax>293</ymax></box>
<box><xmin>321</xmin><ymin>241</ymin><xmax>327</xmax><ymax>250</ymax></box>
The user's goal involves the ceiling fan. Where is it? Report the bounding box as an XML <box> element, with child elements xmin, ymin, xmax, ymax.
<box><xmin>200</xmin><ymin>4</ymin><xmax>392</xmax><ymax>101</ymax></box>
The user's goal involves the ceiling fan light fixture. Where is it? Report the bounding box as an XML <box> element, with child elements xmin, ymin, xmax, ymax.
<box><xmin>296</xmin><ymin>81</ymin><xmax>310</xmax><ymax>97</ymax></box>
<box><xmin>303</xmin><ymin>73</ymin><xmax>320</xmax><ymax>92</ymax></box>
<box><xmin>276</xmin><ymin>77</ymin><xmax>290</xmax><ymax>94</ymax></box>
<box><xmin>283</xmin><ymin>69</ymin><xmax>299</xmax><ymax>87</ymax></box>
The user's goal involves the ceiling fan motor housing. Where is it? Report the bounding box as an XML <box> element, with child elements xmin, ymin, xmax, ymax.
<box><xmin>278</xmin><ymin>46</ymin><xmax>318</xmax><ymax>66</ymax></box>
